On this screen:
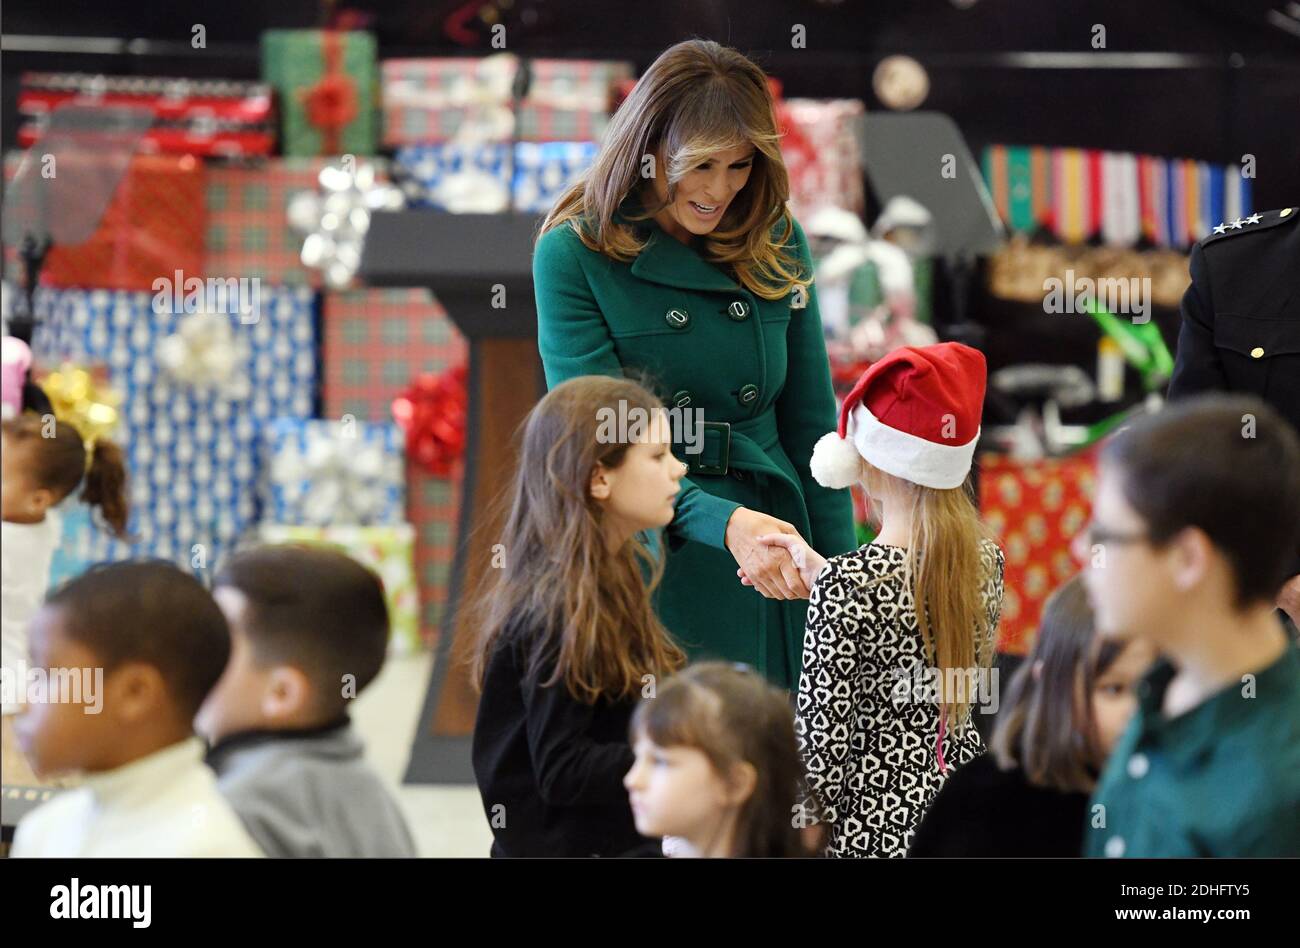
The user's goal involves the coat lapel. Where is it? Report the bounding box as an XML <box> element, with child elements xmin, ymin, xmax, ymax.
<box><xmin>614</xmin><ymin>194</ymin><xmax>740</xmax><ymax>293</ymax></box>
<box><xmin>629</xmin><ymin>228</ymin><xmax>741</xmax><ymax>293</ymax></box>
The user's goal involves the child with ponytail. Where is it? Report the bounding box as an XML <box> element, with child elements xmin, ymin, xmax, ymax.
<box><xmin>470</xmin><ymin>375</ymin><xmax>688</xmax><ymax>857</ymax></box>
<box><xmin>743</xmin><ymin>343</ymin><xmax>1005</xmax><ymax>856</ymax></box>
<box><xmin>2</xmin><ymin>412</ymin><xmax>130</xmax><ymax>784</ymax></box>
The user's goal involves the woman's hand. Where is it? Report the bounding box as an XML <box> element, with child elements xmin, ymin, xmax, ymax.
<box><xmin>737</xmin><ymin>532</ymin><xmax>828</xmax><ymax>596</ymax></box>
<box><xmin>724</xmin><ymin>508</ymin><xmax>811</xmax><ymax>600</ymax></box>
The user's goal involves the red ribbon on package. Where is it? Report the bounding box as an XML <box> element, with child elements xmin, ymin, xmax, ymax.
<box><xmin>392</xmin><ymin>364</ymin><xmax>468</xmax><ymax>477</ymax></box>
<box><xmin>300</xmin><ymin>30</ymin><xmax>358</xmax><ymax>155</ymax></box>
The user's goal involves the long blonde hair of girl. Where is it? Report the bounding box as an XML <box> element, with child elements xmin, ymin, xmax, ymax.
<box><xmin>862</xmin><ymin>461</ymin><xmax>998</xmax><ymax>734</ymax></box>
<box><xmin>470</xmin><ymin>376</ymin><xmax>687</xmax><ymax>703</ymax></box>
<box><xmin>539</xmin><ymin>38</ymin><xmax>809</xmax><ymax>302</ymax></box>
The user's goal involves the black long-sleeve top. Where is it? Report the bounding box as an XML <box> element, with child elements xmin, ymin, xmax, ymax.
<box><xmin>471</xmin><ymin>614</ymin><xmax>658</xmax><ymax>857</ymax></box>
<box><xmin>907</xmin><ymin>752</ymin><xmax>1090</xmax><ymax>858</ymax></box>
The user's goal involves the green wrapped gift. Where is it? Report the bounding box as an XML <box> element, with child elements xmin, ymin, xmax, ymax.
<box><xmin>262</xmin><ymin>29</ymin><xmax>377</xmax><ymax>157</ymax></box>
<box><xmin>257</xmin><ymin>522</ymin><xmax>422</xmax><ymax>655</ymax></box>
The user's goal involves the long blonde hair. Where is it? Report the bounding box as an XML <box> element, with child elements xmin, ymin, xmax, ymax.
<box><xmin>539</xmin><ymin>39</ymin><xmax>809</xmax><ymax>301</ymax></box>
<box><xmin>862</xmin><ymin>461</ymin><xmax>999</xmax><ymax>734</ymax></box>
<box><xmin>470</xmin><ymin>376</ymin><xmax>687</xmax><ymax>703</ymax></box>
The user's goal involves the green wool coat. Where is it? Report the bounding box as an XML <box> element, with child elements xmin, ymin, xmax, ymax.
<box><xmin>533</xmin><ymin>204</ymin><xmax>857</xmax><ymax>690</ymax></box>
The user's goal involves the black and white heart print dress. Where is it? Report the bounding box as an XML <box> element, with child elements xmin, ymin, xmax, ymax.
<box><xmin>794</xmin><ymin>539</ymin><xmax>1005</xmax><ymax>857</ymax></box>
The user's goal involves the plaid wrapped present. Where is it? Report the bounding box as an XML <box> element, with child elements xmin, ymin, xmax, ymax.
<box><xmin>512</xmin><ymin>141</ymin><xmax>598</xmax><ymax>213</ymax></box>
<box><xmin>205</xmin><ymin>158</ymin><xmax>390</xmax><ymax>285</ymax></box>
<box><xmin>257</xmin><ymin>522</ymin><xmax>422</xmax><ymax>655</ymax></box>
<box><xmin>322</xmin><ymin>288</ymin><xmax>466</xmax><ymax>646</ymax></box>
<box><xmin>18</xmin><ymin>72</ymin><xmax>275</xmax><ymax>158</ymax></box>
<box><xmin>978</xmin><ymin>450</ymin><xmax>1097</xmax><ymax>655</ymax></box>
<box><xmin>261</xmin><ymin>417</ymin><xmax>405</xmax><ymax>527</ymax></box>
<box><xmin>30</xmin><ymin>153</ymin><xmax>206</xmax><ymax>291</ymax></box>
<box><xmin>262</xmin><ymin>29</ymin><xmax>377</xmax><ymax>157</ymax></box>
<box><xmin>780</xmin><ymin>98</ymin><xmax>866</xmax><ymax>219</ymax></box>
<box><xmin>392</xmin><ymin>143</ymin><xmax>512</xmax><ymax>212</ymax></box>
<box><xmin>381</xmin><ymin>55</ymin><xmax>519</xmax><ymax>146</ymax></box>
<box><xmin>517</xmin><ymin>59</ymin><xmax>633</xmax><ymax>143</ymax></box>
<box><xmin>28</xmin><ymin>285</ymin><xmax>316</xmax><ymax>573</ymax></box>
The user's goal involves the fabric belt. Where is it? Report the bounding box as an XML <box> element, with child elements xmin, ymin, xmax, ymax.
<box><xmin>676</xmin><ymin>408</ymin><xmax>780</xmax><ymax>477</ymax></box>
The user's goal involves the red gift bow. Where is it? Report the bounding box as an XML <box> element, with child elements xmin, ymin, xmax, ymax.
<box><xmin>300</xmin><ymin>30</ymin><xmax>359</xmax><ymax>155</ymax></box>
<box><xmin>392</xmin><ymin>364</ymin><xmax>469</xmax><ymax>477</ymax></box>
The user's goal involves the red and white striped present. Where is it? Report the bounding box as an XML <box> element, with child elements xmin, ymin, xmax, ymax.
<box><xmin>18</xmin><ymin>72</ymin><xmax>275</xmax><ymax>158</ymax></box>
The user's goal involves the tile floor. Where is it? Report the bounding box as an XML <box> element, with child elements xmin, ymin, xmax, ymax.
<box><xmin>351</xmin><ymin>651</ymin><xmax>493</xmax><ymax>858</ymax></box>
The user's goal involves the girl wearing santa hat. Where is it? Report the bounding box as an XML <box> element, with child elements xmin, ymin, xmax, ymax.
<box><xmin>745</xmin><ymin>342</ymin><xmax>1005</xmax><ymax>857</ymax></box>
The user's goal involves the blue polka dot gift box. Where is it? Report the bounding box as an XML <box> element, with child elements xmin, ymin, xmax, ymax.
<box><xmin>392</xmin><ymin>143</ymin><xmax>513</xmax><ymax>213</ymax></box>
<box><xmin>511</xmin><ymin>141</ymin><xmax>598</xmax><ymax>213</ymax></box>
<box><xmin>260</xmin><ymin>416</ymin><xmax>406</xmax><ymax>527</ymax></box>
<box><xmin>29</xmin><ymin>285</ymin><xmax>317</xmax><ymax>574</ymax></box>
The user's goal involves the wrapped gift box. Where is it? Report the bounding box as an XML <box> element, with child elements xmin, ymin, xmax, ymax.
<box><xmin>262</xmin><ymin>29</ymin><xmax>377</xmax><ymax>157</ymax></box>
<box><xmin>978</xmin><ymin>450</ymin><xmax>1097</xmax><ymax>655</ymax></box>
<box><xmin>261</xmin><ymin>417</ymin><xmax>405</xmax><ymax>527</ymax></box>
<box><xmin>780</xmin><ymin>98</ymin><xmax>865</xmax><ymax>219</ymax></box>
<box><xmin>29</xmin><ymin>285</ymin><xmax>316</xmax><ymax>572</ymax></box>
<box><xmin>18</xmin><ymin>72</ymin><xmax>275</xmax><ymax>158</ymax></box>
<box><xmin>382</xmin><ymin>56</ymin><xmax>630</xmax><ymax>146</ymax></box>
<box><xmin>31</xmin><ymin>153</ymin><xmax>206</xmax><ymax>291</ymax></box>
<box><xmin>46</xmin><ymin>502</ymin><xmax>97</xmax><ymax>590</ymax></box>
<box><xmin>382</xmin><ymin>55</ymin><xmax>519</xmax><ymax>146</ymax></box>
<box><xmin>516</xmin><ymin>59</ymin><xmax>632</xmax><ymax>142</ymax></box>
<box><xmin>322</xmin><ymin>288</ymin><xmax>466</xmax><ymax>646</ymax></box>
<box><xmin>512</xmin><ymin>141</ymin><xmax>598</xmax><ymax>213</ymax></box>
<box><xmin>205</xmin><ymin>157</ymin><xmax>390</xmax><ymax>285</ymax></box>
<box><xmin>392</xmin><ymin>143</ymin><xmax>512</xmax><ymax>212</ymax></box>
<box><xmin>257</xmin><ymin>522</ymin><xmax>422</xmax><ymax>655</ymax></box>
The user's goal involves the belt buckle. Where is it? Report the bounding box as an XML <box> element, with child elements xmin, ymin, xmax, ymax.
<box><xmin>691</xmin><ymin>421</ymin><xmax>731</xmax><ymax>476</ymax></box>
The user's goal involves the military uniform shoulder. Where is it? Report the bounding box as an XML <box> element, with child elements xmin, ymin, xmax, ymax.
<box><xmin>1201</xmin><ymin>207</ymin><xmax>1299</xmax><ymax>248</ymax></box>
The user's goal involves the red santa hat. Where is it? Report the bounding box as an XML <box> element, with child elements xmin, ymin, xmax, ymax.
<box><xmin>810</xmin><ymin>343</ymin><xmax>987</xmax><ymax>491</ymax></box>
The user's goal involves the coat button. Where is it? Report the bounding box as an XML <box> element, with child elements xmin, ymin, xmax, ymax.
<box><xmin>671</xmin><ymin>389</ymin><xmax>692</xmax><ymax>408</ymax></box>
<box><xmin>727</xmin><ymin>300</ymin><xmax>750</xmax><ymax>321</ymax></box>
<box><xmin>665</xmin><ymin>308</ymin><xmax>690</xmax><ymax>330</ymax></box>
<box><xmin>1251</xmin><ymin>347</ymin><xmax>1264</xmax><ymax>358</ymax></box>
<box><xmin>738</xmin><ymin>383</ymin><xmax>759</xmax><ymax>405</ymax></box>
<box><xmin>1104</xmin><ymin>836</ymin><xmax>1126</xmax><ymax>858</ymax></box>
<box><xmin>1126</xmin><ymin>753</ymin><xmax>1149</xmax><ymax>779</ymax></box>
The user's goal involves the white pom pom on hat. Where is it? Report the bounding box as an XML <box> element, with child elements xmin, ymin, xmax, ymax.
<box><xmin>811</xmin><ymin>343</ymin><xmax>988</xmax><ymax>491</ymax></box>
<box><xmin>810</xmin><ymin>430</ymin><xmax>864</xmax><ymax>489</ymax></box>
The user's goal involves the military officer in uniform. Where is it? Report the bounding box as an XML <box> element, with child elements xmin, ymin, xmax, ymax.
<box><xmin>532</xmin><ymin>40</ymin><xmax>857</xmax><ymax>690</ymax></box>
<box><xmin>1168</xmin><ymin>205</ymin><xmax>1300</xmax><ymax>631</ymax></box>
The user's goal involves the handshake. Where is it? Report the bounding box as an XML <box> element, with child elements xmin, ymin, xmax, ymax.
<box><xmin>725</xmin><ymin>507</ymin><xmax>828</xmax><ymax>600</ymax></box>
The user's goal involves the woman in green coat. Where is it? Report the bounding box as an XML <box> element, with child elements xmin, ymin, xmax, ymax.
<box><xmin>533</xmin><ymin>39</ymin><xmax>856</xmax><ymax>690</ymax></box>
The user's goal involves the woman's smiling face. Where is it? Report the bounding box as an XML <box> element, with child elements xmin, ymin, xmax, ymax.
<box><xmin>646</xmin><ymin>142</ymin><xmax>756</xmax><ymax>241</ymax></box>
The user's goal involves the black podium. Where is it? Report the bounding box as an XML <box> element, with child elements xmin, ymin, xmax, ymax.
<box><xmin>361</xmin><ymin>210</ymin><xmax>546</xmax><ymax>783</ymax></box>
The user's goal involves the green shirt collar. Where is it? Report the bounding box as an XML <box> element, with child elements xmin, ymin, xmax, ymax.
<box><xmin>1132</xmin><ymin>638</ymin><xmax>1300</xmax><ymax>767</ymax></box>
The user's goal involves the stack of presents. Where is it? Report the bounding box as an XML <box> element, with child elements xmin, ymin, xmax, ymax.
<box><xmin>3</xmin><ymin>29</ymin><xmax>869</xmax><ymax>655</ymax></box>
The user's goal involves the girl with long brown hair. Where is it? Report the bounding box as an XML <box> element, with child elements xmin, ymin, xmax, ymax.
<box><xmin>534</xmin><ymin>38</ymin><xmax>857</xmax><ymax>692</ymax></box>
<box><xmin>469</xmin><ymin>375</ymin><xmax>688</xmax><ymax>857</ymax></box>
<box><xmin>752</xmin><ymin>343</ymin><xmax>1005</xmax><ymax>856</ymax></box>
